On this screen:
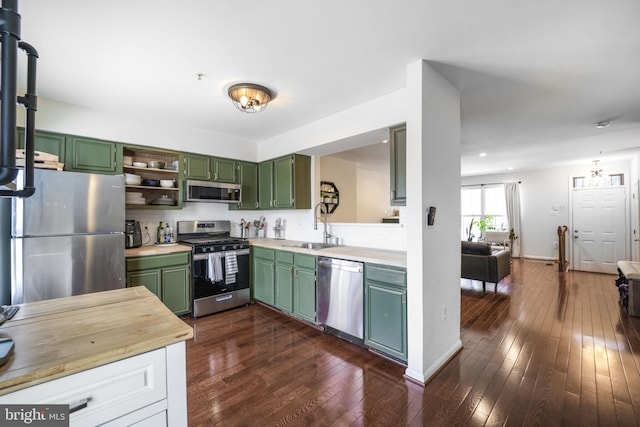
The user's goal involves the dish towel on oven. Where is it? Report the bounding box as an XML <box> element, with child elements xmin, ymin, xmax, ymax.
<box><xmin>207</xmin><ymin>253</ymin><xmax>223</xmax><ymax>283</ymax></box>
<box><xmin>225</xmin><ymin>251</ymin><xmax>239</xmax><ymax>284</ymax></box>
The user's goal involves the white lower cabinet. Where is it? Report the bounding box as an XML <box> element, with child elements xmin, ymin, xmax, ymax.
<box><xmin>1</xmin><ymin>342</ymin><xmax>187</xmax><ymax>427</ymax></box>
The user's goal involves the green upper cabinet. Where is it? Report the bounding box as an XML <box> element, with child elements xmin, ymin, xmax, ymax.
<box><xmin>229</xmin><ymin>161</ymin><xmax>258</xmax><ymax>210</ymax></box>
<box><xmin>390</xmin><ymin>124</ymin><xmax>406</xmax><ymax>206</ymax></box>
<box><xmin>212</xmin><ymin>157</ymin><xmax>236</xmax><ymax>183</ymax></box>
<box><xmin>65</xmin><ymin>136</ymin><xmax>121</xmax><ymax>174</ymax></box>
<box><xmin>259</xmin><ymin>154</ymin><xmax>311</xmax><ymax>210</ymax></box>
<box><xmin>258</xmin><ymin>161</ymin><xmax>274</xmax><ymax>209</ymax></box>
<box><xmin>17</xmin><ymin>128</ymin><xmax>66</xmax><ymax>164</ymax></box>
<box><xmin>183</xmin><ymin>153</ymin><xmax>211</xmax><ymax>180</ymax></box>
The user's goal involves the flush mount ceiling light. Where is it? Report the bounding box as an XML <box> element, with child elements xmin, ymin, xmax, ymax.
<box><xmin>595</xmin><ymin>119</ymin><xmax>612</xmax><ymax>129</ymax></box>
<box><xmin>227</xmin><ymin>83</ymin><xmax>274</xmax><ymax>113</ymax></box>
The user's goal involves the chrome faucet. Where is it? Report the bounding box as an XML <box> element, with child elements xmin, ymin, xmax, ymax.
<box><xmin>314</xmin><ymin>202</ymin><xmax>331</xmax><ymax>244</ymax></box>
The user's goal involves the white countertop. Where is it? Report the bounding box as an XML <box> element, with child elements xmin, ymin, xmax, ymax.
<box><xmin>249</xmin><ymin>238</ymin><xmax>406</xmax><ymax>268</ymax></box>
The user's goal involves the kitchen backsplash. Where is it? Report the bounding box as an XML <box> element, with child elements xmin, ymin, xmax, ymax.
<box><xmin>127</xmin><ymin>204</ymin><xmax>407</xmax><ymax>251</ymax></box>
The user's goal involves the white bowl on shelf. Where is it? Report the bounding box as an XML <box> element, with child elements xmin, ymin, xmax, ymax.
<box><xmin>159</xmin><ymin>180</ymin><xmax>174</xmax><ymax>188</ymax></box>
<box><xmin>127</xmin><ymin>198</ymin><xmax>146</xmax><ymax>205</ymax></box>
<box><xmin>132</xmin><ymin>162</ymin><xmax>147</xmax><ymax>168</ymax></box>
<box><xmin>125</xmin><ymin>179</ymin><xmax>142</xmax><ymax>185</ymax></box>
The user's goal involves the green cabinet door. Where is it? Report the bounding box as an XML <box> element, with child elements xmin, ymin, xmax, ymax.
<box><xmin>275</xmin><ymin>263</ymin><xmax>294</xmax><ymax>314</ymax></box>
<box><xmin>229</xmin><ymin>161</ymin><xmax>258</xmax><ymax>210</ymax></box>
<box><xmin>161</xmin><ymin>265</ymin><xmax>191</xmax><ymax>315</ymax></box>
<box><xmin>364</xmin><ymin>264</ymin><xmax>407</xmax><ymax>362</ymax></box>
<box><xmin>390</xmin><ymin>125</ymin><xmax>406</xmax><ymax>206</ymax></box>
<box><xmin>293</xmin><ymin>252</ymin><xmax>316</xmax><ymax>323</ymax></box>
<box><xmin>126</xmin><ymin>252</ymin><xmax>191</xmax><ymax>315</ymax></box>
<box><xmin>258</xmin><ymin>160</ymin><xmax>274</xmax><ymax>209</ymax></box>
<box><xmin>212</xmin><ymin>157</ymin><xmax>236</xmax><ymax>183</ymax></box>
<box><xmin>65</xmin><ymin>136</ymin><xmax>119</xmax><ymax>174</ymax></box>
<box><xmin>184</xmin><ymin>153</ymin><xmax>211</xmax><ymax>180</ymax></box>
<box><xmin>127</xmin><ymin>270</ymin><xmax>162</xmax><ymax>299</ymax></box>
<box><xmin>253</xmin><ymin>257</ymin><xmax>275</xmax><ymax>304</ymax></box>
<box><xmin>17</xmin><ymin>128</ymin><xmax>66</xmax><ymax>164</ymax></box>
<box><xmin>273</xmin><ymin>156</ymin><xmax>294</xmax><ymax>208</ymax></box>
<box><xmin>294</xmin><ymin>266</ymin><xmax>317</xmax><ymax>323</ymax></box>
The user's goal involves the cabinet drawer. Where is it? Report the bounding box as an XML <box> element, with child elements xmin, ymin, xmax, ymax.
<box><xmin>252</xmin><ymin>246</ymin><xmax>274</xmax><ymax>261</ymax></box>
<box><xmin>295</xmin><ymin>253</ymin><xmax>316</xmax><ymax>270</ymax></box>
<box><xmin>365</xmin><ymin>264</ymin><xmax>406</xmax><ymax>287</ymax></box>
<box><xmin>1</xmin><ymin>348</ymin><xmax>167</xmax><ymax>427</ymax></box>
<box><xmin>276</xmin><ymin>250</ymin><xmax>294</xmax><ymax>264</ymax></box>
<box><xmin>127</xmin><ymin>252</ymin><xmax>190</xmax><ymax>271</ymax></box>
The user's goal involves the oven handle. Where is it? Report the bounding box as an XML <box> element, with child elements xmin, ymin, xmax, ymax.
<box><xmin>193</xmin><ymin>248</ymin><xmax>250</xmax><ymax>261</ymax></box>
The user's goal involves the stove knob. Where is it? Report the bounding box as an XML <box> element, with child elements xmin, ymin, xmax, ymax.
<box><xmin>201</xmin><ymin>247</ymin><xmax>208</xmax><ymax>253</ymax></box>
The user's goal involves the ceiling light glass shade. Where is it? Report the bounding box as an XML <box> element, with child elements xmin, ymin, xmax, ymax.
<box><xmin>228</xmin><ymin>83</ymin><xmax>273</xmax><ymax>113</ymax></box>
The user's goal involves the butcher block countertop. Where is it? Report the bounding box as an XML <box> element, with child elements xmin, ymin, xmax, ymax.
<box><xmin>0</xmin><ymin>286</ymin><xmax>193</xmax><ymax>396</ymax></box>
<box><xmin>125</xmin><ymin>243</ymin><xmax>192</xmax><ymax>257</ymax></box>
<box><xmin>250</xmin><ymin>238</ymin><xmax>407</xmax><ymax>268</ymax></box>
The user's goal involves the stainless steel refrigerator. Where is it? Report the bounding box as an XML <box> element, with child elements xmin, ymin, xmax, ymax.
<box><xmin>10</xmin><ymin>169</ymin><xmax>126</xmax><ymax>304</ymax></box>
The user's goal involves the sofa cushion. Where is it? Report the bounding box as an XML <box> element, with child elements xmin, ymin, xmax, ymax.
<box><xmin>461</xmin><ymin>241</ymin><xmax>491</xmax><ymax>255</ymax></box>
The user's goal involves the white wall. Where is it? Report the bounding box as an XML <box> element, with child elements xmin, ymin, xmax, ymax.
<box><xmin>319</xmin><ymin>157</ymin><xmax>357</xmax><ymax>222</ymax></box>
<box><xmin>462</xmin><ymin>158</ymin><xmax>633</xmax><ymax>260</ymax></box>
<box><xmin>404</xmin><ymin>61</ymin><xmax>461</xmax><ymax>384</ymax></box>
<box><xmin>356</xmin><ymin>168</ymin><xmax>390</xmax><ymax>223</ymax></box>
<box><xmin>21</xmin><ymin>98</ymin><xmax>256</xmax><ymax>161</ymax></box>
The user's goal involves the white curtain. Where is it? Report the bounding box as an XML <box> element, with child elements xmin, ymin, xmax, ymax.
<box><xmin>505</xmin><ymin>182</ymin><xmax>522</xmax><ymax>257</ymax></box>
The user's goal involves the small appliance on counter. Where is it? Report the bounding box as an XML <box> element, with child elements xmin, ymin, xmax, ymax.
<box><xmin>125</xmin><ymin>220</ymin><xmax>142</xmax><ymax>248</ymax></box>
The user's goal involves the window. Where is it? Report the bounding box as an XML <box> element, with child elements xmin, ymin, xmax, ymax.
<box><xmin>461</xmin><ymin>185</ymin><xmax>507</xmax><ymax>241</ymax></box>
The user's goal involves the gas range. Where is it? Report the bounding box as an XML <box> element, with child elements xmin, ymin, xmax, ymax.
<box><xmin>180</xmin><ymin>237</ymin><xmax>249</xmax><ymax>254</ymax></box>
<box><xmin>177</xmin><ymin>220</ymin><xmax>251</xmax><ymax>318</ymax></box>
<box><xmin>177</xmin><ymin>220</ymin><xmax>249</xmax><ymax>254</ymax></box>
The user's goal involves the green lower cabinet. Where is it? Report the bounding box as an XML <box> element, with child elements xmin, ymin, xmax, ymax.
<box><xmin>161</xmin><ymin>266</ymin><xmax>191</xmax><ymax>315</ymax></box>
<box><xmin>293</xmin><ymin>263</ymin><xmax>317</xmax><ymax>323</ymax></box>
<box><xmin>127</xmin><ymin>270</ymin><xmax>161</xmax><ymax>297</ymax></box>
<box><xmin>275</xmin><ymin>263</ymin><xmax>294</xmax><ymax>314</ymax></box>
<box><xmin>364</xmin><ymin>264</ymin><xmax>407</xmax><ymax>362</ymax></box>
<box><xmin>252</xmin><ymin>248</ymin><xmax>317</xmax><ymax>323</ymax></box>
<box><xmin>126</xmin><ymin>252</ymin><xmax>192</xmax><ymax>316</ymax></box>
<box><xmin>252</xmin><ymin>247</ymin><xmax>275</xmax><ymax>305</ymax></box>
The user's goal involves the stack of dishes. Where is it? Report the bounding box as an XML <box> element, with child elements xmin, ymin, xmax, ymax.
<box><xmin>132</xmin><ymin>161</ymin><xmax>147</xmax><ymax>168</ymax></box>
<box><xmin>125</xmin><ymin>192</ymin><xmax>146</xmax><ymax>205</ymax></box>
<box><xmin>151</xmin><ymin>195</ymin><xmax>176</xmax><ymax>206</ymax></box>
<box><xmin>124</xmin><ymin>173</ymin><xmax>142</xmax><ymax>185</ymax></box>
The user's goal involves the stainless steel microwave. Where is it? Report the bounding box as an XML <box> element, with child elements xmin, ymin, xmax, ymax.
<box><xmin>184</xmin><ymin>180</ymin><xmax>241</xmax><ymax>203</ymax></box>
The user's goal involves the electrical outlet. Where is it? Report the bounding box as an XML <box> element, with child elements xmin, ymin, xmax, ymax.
<box><xmin>442</xmin><ymin>306</ymin><xmax>447</xmax><ymax>320</ymax></box>
<box><xmin>553</xmin><ymin>241</ymin><xmax>558</xmax><ymax>249</ymax></box>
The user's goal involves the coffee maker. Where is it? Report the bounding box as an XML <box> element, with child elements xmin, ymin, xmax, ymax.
<box><xmin>125</xmin><ymin>220</ymin><xmax>142</xmax><ymax>248</ymax></box>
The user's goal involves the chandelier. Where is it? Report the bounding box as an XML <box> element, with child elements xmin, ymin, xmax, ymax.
<box><xmin>591</xmin><ymin>160</ymin><xmax>603</xmax><ymax>177</ymax></box>
<box><xmin>227</xmin><ymin>83</ymin><xmax>274</xmax><ymax>113</ymax></box>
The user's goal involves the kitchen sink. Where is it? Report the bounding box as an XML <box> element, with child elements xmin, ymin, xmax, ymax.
<box><xmin>285</xmin><ymin>242</ymin><xmax>336</xmax><ymax>250</ymax></box>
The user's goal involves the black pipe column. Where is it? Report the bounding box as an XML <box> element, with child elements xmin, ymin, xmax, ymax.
<box><xmin>0</xmin><ymin>199</ymin><xmax>11</xmax><ymax>305</ymax></box>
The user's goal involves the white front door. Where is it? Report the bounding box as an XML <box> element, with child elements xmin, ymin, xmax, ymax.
<box><xmin>572</xmin><ymin>187</ymin><xmax>627</xmax><ymax>274</ymax></box>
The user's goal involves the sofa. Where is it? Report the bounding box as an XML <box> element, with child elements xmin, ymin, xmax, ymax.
<box><xmin>461</xmin><ymin>241</ymin><xmax>511</xmax><ymax>293</ymax></box>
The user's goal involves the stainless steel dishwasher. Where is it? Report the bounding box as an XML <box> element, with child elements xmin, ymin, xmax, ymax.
<box><xmin>317</xmin><ymin>257</ymin><xmax>364</xmax><ymax>345</ymax></box>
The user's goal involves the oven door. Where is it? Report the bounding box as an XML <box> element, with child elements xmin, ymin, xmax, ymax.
<box><xmin>192</xmin><ymin>248</ymin><xmax>250</xmax><ymax>315</ymax></box>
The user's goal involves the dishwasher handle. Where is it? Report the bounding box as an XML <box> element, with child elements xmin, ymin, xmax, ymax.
<box><xmin>318</xmin><ymin>258</ymin><xmax>363</xmax><ymax>273</ymax></box>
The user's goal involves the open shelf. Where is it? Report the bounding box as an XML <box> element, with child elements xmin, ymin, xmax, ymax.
<box><xmin>320</xmin><ymin>181</ymin><xmax>339</xmax><ymax>214</ymax></box>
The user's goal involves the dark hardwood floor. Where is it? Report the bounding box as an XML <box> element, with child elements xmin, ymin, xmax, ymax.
<box><xmin>183</xmin><ymin>259</ymin><xmax>640</xmax><ymax>426</ymax></box>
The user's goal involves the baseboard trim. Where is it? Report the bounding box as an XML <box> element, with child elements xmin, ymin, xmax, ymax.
<box><xmin>403</xmin><ymin>339</ymin><xmax>463</xmax><ymax>386</ymax></box>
